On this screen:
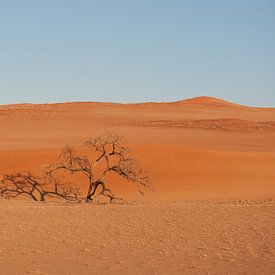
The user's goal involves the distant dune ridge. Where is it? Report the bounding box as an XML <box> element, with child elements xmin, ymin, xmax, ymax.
<box><xmin>174</xmin><ymin>96</ymin><xmax>249</xmax><ymax>108</ymax></box>
<box><xmin>0</xmin><ymin>95</ymin><xmax>271</xmax><ymax>109</ymax></box>
<box><xmin>0</xmin><ymin>96</ymin><xmax>275</xmax><ymax>200</ymax></box>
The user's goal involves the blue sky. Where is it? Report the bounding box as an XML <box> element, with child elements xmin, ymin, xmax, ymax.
<box><xmin>0</xmin><ymin>0</ymin><xmax>274</xmax><ymax>106</ymax></box>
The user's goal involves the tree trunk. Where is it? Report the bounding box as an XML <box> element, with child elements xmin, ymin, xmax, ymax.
<box><xmin>40</xmin><ymin>193</ymin><xmax>46</xmax><ymax>201</ymax></box>
<box><xmin>86</xmin><ymin>181</ymin><xmax>101</xmax><ymax>202</ymax></box>
<box><xmin>30</xmin><ymin>193</ymin><xmax>38</xmax><ymax>201</ymax></box>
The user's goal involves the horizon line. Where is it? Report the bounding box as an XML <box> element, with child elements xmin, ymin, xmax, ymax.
<box><xmin>1</xmin><ymin>96</ymin><xmax>275</xmax><ymax>109</ymax></box>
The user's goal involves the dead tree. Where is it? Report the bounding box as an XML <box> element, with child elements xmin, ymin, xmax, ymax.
<box><xmin>0</xmin><ymin>172</ymin><xmax>79</xmax><ymax>202</ymax></box>
<box><xmin>45</xmin><ymin>134</ymin><xmax>152</xmax><ymax>203</ymax></box>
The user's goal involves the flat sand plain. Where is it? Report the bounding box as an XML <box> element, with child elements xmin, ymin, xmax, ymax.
<box><xmin>0</xmin><ymin>199</ymin><xmax>274</xmax><ymax>274</ymax></box>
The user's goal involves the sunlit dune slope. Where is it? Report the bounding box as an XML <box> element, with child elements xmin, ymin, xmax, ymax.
<box><xmin>174</xmin><ymin>96</ymin><xmax>249</xmax><ymax>109</ymax></box>
<box><xmin>0</xmin><ymin>96</ymin><xmax>275</xmax><ymax>200</ymax></box>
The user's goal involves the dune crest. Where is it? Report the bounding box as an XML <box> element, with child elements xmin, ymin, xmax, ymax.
<box><xmin>1</xmin><ymin>96</ymin><xmax>274</xmax><ymax>110</ymax></box>
<box><xmin>173</xmin><ymin>96</ymin><xmax>251</xmax><ymax>109</ymax></box>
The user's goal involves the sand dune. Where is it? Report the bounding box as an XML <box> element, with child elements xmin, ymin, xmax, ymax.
<box><xmin>174</xmin><ymin>96</ymin><xmax>244</xmax><ymax>108</ymax></box>
<box><xmin>130</xmin><ymin>118</ymin><xmax>275</xmax><ymax>131</ymax></box>
<box><xmin>0</xmin><ymin>96</ymin><xmax>275</xmax><ymax>200</ymax></box>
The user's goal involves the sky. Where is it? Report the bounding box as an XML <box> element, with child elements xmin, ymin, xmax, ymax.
<box><xmin>0</xmin><ymin>0</ymin><xmax>274</xmax><ymax>106</ymax></box>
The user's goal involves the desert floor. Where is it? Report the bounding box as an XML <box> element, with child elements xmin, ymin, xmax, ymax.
<box><xmin>0</xmin><ymin>199</ymin><xmax>274</xmax><ymax>274</ymax></box>
<box><xmin>0</xmin><ymin>96</ymin><xmax>275</xmax><ymax>273</ymax></box>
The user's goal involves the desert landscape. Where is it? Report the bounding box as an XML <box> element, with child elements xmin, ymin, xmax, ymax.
<box><xmin>0</xmin><ymin>96</ymin><xmax>275</xmax><ymax>273</ymax></box>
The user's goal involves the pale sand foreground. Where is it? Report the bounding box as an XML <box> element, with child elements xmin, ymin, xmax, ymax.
<box><xmin>0</xmin><ymin>199</ymin><xmax>274</xmax><ymax>274</ymax></box>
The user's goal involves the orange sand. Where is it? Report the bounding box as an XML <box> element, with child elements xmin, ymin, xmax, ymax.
<box><xmin>0</xmin><ymin>96</ymin><xmax>275</xmax><ymax>200</ymax></box>
<box><xmin>0</xmin><ymin>199</ymin><xmax>274</xmax><ymax>274</ymax></box>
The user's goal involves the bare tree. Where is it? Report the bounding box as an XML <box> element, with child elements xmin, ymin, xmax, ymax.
<box><xmin>45</xmin><ymin>134</ymin><xmax>152</xmax><ymax>203</ymax></box>
<box><xmin>0</xmin><ymin>172</ymin><xmax>79</xmax><ymax>202</ymax></box>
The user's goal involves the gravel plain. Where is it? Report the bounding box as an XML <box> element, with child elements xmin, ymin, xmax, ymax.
<box><xmin>0</xmin><ymin>199</ymin><xmax>274</xmax><ymax>274</ymax></box>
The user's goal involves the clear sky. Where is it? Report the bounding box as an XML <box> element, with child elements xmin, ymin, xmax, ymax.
<box><xmin>0</xmin><ymin>0</ymin><xmax>274</xmax><ymax>106</ymax></box>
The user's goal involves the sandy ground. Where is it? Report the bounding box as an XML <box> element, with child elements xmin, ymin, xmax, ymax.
<box><xmin>0</xmin><ymin>96</ymin><xmax>275</xmax><ymax>273</ymax></box>
<box><xmin>0</xmin><ymin>199</ymin><xmax>274</xmax><ymax>274</ymax></box>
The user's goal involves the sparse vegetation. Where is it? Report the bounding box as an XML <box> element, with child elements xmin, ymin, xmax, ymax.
<box><xmin>0</xmin><ymin>134</ymin><xmax>152</xmax><ymax>203</ymax></box>
<box><xmin>45</xmin><ymin>134</ymin><xmax>152</xmax><ymax>203</ymax></box>
<box><xmin>0</xmin><ymin>172</ymin><xmax>79</xmax><ymax>202</ymax></box>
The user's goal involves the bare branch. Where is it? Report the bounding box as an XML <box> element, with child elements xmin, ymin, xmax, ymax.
<box><xmin>84</xmin><ymin>134</ymin><xmax>152</xmax><ymax>200</ymax></box>
<box><xmin>0</xmin><ymin>172</ymin><xmax>79</xmax><ymax>202</ymax></box>
<box><xmin>43</xmin><ymin>134</ymin><xmax>152</xmax><ymax>203</ymax></box>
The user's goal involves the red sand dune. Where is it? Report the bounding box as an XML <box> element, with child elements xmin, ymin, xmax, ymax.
<box><xmin>0</xmin><ymin>96</ymin><xmax>275</xmax><ymax>201</ymax></box>
<box><xmin>174</xmin><ymin>96</ymin><xmax>250</xmax><ymax>109</ymax></box>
